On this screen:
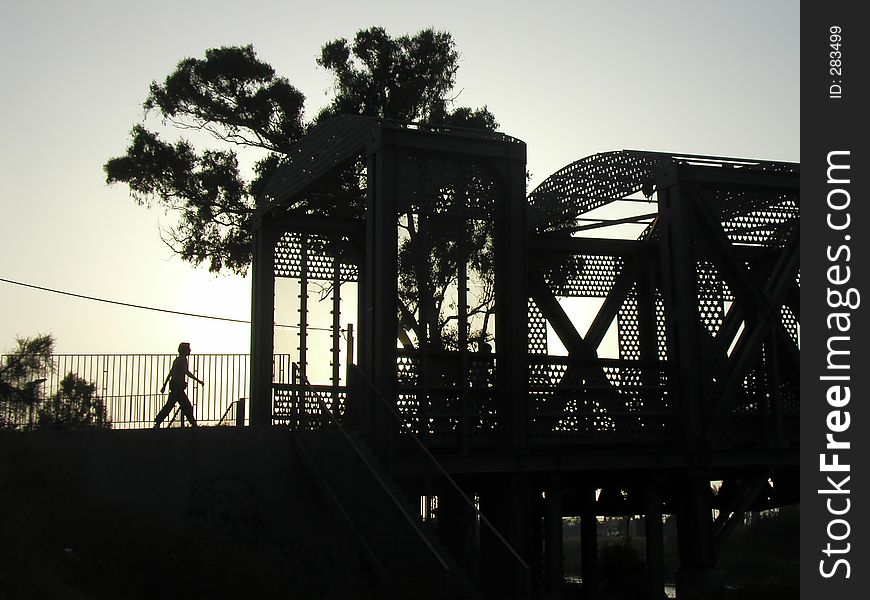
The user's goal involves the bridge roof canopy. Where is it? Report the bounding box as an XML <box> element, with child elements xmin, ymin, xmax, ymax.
<box><xmin>527</xmin><ymin>150</ymin><xmax>799</xmax><ymax>247</ymax></box>
<box><xmin>248</xmin><ymin>115</ymin><xmax>524</xmax><ymax>232</ymax></box>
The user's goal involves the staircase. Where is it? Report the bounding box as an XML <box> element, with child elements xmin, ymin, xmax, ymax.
<box><xmin>293</xmin><ymin>428</ymin><xmax>482</xmax><ymax>600</ymax></box>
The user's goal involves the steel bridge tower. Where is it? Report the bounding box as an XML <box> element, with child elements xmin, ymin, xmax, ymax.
<box><xmin>248</xmin><ymin>116</ymin><xmax>799</xmax><ymax>600</ymax></box>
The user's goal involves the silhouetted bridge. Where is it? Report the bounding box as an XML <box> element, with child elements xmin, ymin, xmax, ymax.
<box><xmin>4</xmin><ymin>117</ymin><xmax>798</xmax><ymax>600</ymax></box>
<box><xmin>241</xmin><ymin>117</ymin><xmax>799</xmax><ymax>600</ymax></box>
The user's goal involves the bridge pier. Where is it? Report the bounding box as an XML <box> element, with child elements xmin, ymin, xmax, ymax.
<box><xmin>479</xmin><ymin>475</ymin><xmax>534</xmax><ymax>600</ymax></box>
<box><xmin>643</xmin><ymin>481</ymin><xmax>666</xmax><ymax>600</ymax></box>
<box><xmin>544</xmin><ymin>483</ymin><xmax>564</xmax><ymax>599</ymax></box>
<box><xmin>437</xmin><ymin>483</ymin><xmax>479</xmax><ymax>577</ymax></box>
<box><xmin>580</xmin><ymin>487</ymin><xmax>598</xmax><ymax>600</ymax></box>
<box><xmin>675</xmin><ymin>474</ymin><xmax>724</xmax><ymax>600</ymax></box>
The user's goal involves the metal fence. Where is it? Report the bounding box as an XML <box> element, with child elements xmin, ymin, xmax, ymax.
<box><xmin>0</xmin><ymin>354</ymin><xmax>278</xmax><ymax>430</ymax></box>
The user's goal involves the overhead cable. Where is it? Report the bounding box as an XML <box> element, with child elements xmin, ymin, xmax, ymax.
<box><xmin>0</xmin><ymin>276</ymin><xmax>338</xmax><ymax>332</ymax></box>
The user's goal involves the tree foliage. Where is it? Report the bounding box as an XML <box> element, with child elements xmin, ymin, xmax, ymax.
<box><xmin>0</xmin><ymin>334</ymin><xmax>53</xmax><ymax>386</ymax></box>
<box><xmin>397</xmin><ymin>189</ymin><xmax>497</xmax><ymax>351</ymax></box>
<box><xmin>1</xmin><ymin>335</ymin><xmax>109</xmax><ymax>430</ymax></box>
<box><xmin>105</xmin><ymin>27</ymin><xmax>497</xmax><ymax>275</ymax></box>
<box><xmin>37</xmin><ymin>373</ymin><xmax>111</xmax><ymax>430</ymax></box>
<box><xmin>315</xmin><ymin>28</ymin><xmax>496</xmax><ymax>129</ymax></box>
<box><xmin>0</xmin><ymin>334</ymin><xmax>54</xmax><ymax>428</ymax></box>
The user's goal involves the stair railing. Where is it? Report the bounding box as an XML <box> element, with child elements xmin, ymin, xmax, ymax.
<box><xmin>296</xmin><ymin>369</ymin><xmax>453</xmax><ymax>577</ymax></box>
<box><xmin>349</xmin><ymin>364</ymin><xmax>531</xmax><ymax>595</ymax></box>
<box><xmin>216</xmin><ymin>398</ymin><xmax>243</xmax><ymax>426</ymax></box>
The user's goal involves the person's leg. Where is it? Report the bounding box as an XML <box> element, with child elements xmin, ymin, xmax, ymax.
<box><xmin>154</xmin><ymin>394</ymin><xmax>177</xmax><ymax>428</ymax></box>
<box><xmin>179</xmin><ymin>392</ymin><xmax>198</xmax><ymax>427</ymax></box>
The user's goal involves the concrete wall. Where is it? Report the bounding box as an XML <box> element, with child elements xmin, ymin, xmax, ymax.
<box><xmin>0</xmin><ymin>427</ymin><xmax>373</xmax><ymax>599</ymax></box>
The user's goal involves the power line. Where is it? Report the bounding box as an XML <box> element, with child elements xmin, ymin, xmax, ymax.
<box><xmin>0</xmin><ymin>276</ymin><xmax>337</xmax><ymax>332</ymax></box>
<box><xmin>1</xmin><ymin>275</ymin><xmax>251</xmax><ymax>324</ymax></box>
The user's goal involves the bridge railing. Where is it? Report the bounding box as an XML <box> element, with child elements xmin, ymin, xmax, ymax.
<box><xmin>3</xmin><ymin>351</ymin><xmax>791</xmax><ymax>448</ymax></box>
<box><xmin>389</xmin><ymin>348</ymin><xmax>677</xmax><ymax>448</ymax></box>
<box><xmin>528</xmin><ymin>355</ymin><xmax>676</xmax><ymax>445</ymax></box>
<box><xmin>1</xmin><ymin>353</ymin><xmax>290</xmax><ymax>430</ymax></box>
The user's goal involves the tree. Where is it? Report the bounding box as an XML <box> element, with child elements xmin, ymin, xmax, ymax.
<box><xmin>316</xmin><ymin>28</ymin><xmax>499</xmax><ymax>350</ymax></box>
<box><xmin>37</xmin><ymin>373</ymin><xmax>111</xmax><ymax>430</ymax></box>
<box><xmin>106</xmin><ymin>27</ymin><xmax>500</xmax><ymax>351</ymax></box>
<box><xmin>105</xmin><ymin>27</ymin><xmax>497</xmax><ymax>276</ymax></box>
<box><xmin>1</xmin><ymin>335</ymin><xmax>110</xmax><ymax>430</ymax></box>
<box><xmin>0</xmin><ymin>334</ymin><xmax>54</xmax><ymax>429</ymax></box>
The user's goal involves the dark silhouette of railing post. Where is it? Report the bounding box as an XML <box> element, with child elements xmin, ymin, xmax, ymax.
<box><xmin>235</xmin><ymin>398</ymin><xmax>246</xmax><ymax>427</ymax></box>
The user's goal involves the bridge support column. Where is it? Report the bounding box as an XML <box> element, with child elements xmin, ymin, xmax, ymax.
<box><xmin>438</xmin><ymin>484</ymin><xmax>478</xmax><ymax>577</ymax></box>
<box><xmin>480</xmin><ymin>475</ymin><xmax>532</xmax><ymax>600</ymax></box>
<box><xmin>544</xmin><ymin>484</ymin><xmax>564</xmax><ymax>599</ymax></box>
<box><xmin>250</xmin><ymin>222</ymin><xmax>278</xmax><ymax>426</ymax></box>
<box><xmin>643</xmin><ymin>481</ymin><xmax>665</xmax><ymax>600</ymax></box>
<box><xmin>675</xmin><ymin>475</ymin><xmax>724</xmax><ymax>600</ymax></box>
<box><xmin>580</xmin><ymin>487</ymin><xmax>598</xmax><ymax>600</ymax></box>
<box><xmin>362</xmin><ymin>137</ymin><xmax>399</xmax><ymax>458</ymax></box>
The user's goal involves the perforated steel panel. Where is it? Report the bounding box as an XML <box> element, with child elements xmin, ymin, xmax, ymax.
<box><xmin>707</xmin><ymin>189</ymin><xmax>799</xmax><ymax>249</ymax></box>
<box><xmin>259</xmin><ymin>115</ymin><xmax>377</xmax><ymax>212</ymax></box>
<box><xmin>274</xmin><ymin>232</ymin><xmax>359</xmax><ymax>281</ymax></box>
<box><xmin>528</xmin><ymin>150</ymin><xmax>798</xmax><ymax>241</ymax></box>
<box><xmin>528</xmin><ymin>299</ymin><xmax>548</xmax><ymax>354</ymax></box>
<box><xmin>528</xmin><ymin>356</ymin><xmax>672</xmax><ymax>439</ymax></box>
<box><xmin>527</xmin><ymin>150</ymin><xmax>668</xmax><ymax>232</ymax></box>
<box><xmin>697</xmin><ymin>261</ymin><xmax>725</xmax><ymax>336</ymax></box>
<box><xmin>541</xmin><ymin>254</ymin><xmax>623</xmax><ymax>298</ymax></box>
<box><xmin>394</xmin><ymin>349</ymin><xmax>498</xmax><ymax>440</ymax></box>
<box><xmin>781</xmin><ymin>305</ymin><xmax>799</xmax><ymax>346</ymax></box>
<box><xmin>617</xmin><ymin>287</ymin><xmax>641</xmax><ymax>361</ymax></box>
<box><xmin>272</xmin><ymin>386</ymin><xmax>346</xmax><ymax>430</ymax></box>
<box><xmin>655</xmin><ymin>292</ymin><xmax>668</xmax><ymax>360</ymax></box>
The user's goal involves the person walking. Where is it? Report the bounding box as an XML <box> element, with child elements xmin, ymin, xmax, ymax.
<box><xmin>154</xmin><ymin>342</ymin><xmax>203</xmax><ymax>428</ymax></box>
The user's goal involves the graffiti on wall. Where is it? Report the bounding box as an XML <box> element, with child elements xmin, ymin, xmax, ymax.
<box><xmin>186</xmin><ymin>476</ymin><xmax>350</xmax><ymax>597</ymax></box>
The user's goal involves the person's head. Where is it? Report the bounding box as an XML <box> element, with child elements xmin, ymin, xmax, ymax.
<box><xmin>178</xmin><ymin>342</ymin><xmax>191</xmax><ymax>356</ymax></box>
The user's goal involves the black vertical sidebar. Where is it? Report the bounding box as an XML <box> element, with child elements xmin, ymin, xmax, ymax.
<box><xmin>801</xmin><ymin>2</ymin><xmax>869</xmax><ymax>598</ymax></box>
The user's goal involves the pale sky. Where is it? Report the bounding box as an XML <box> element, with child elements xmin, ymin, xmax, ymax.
<box><xmin>0</xmin><ymin>0</ymin><xmax>799</xmax><ymax>355</ymax></box>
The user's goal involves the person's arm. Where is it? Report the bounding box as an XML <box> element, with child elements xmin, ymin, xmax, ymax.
<box><xmin>160</xmin><ymin>373</ymin><xmax>170</xmax><ymax>394</ymax></box>
<box><xmin>186</xmin><ymin>366</ymin><xmax>204</xmax><ymax>386</ymax></box>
